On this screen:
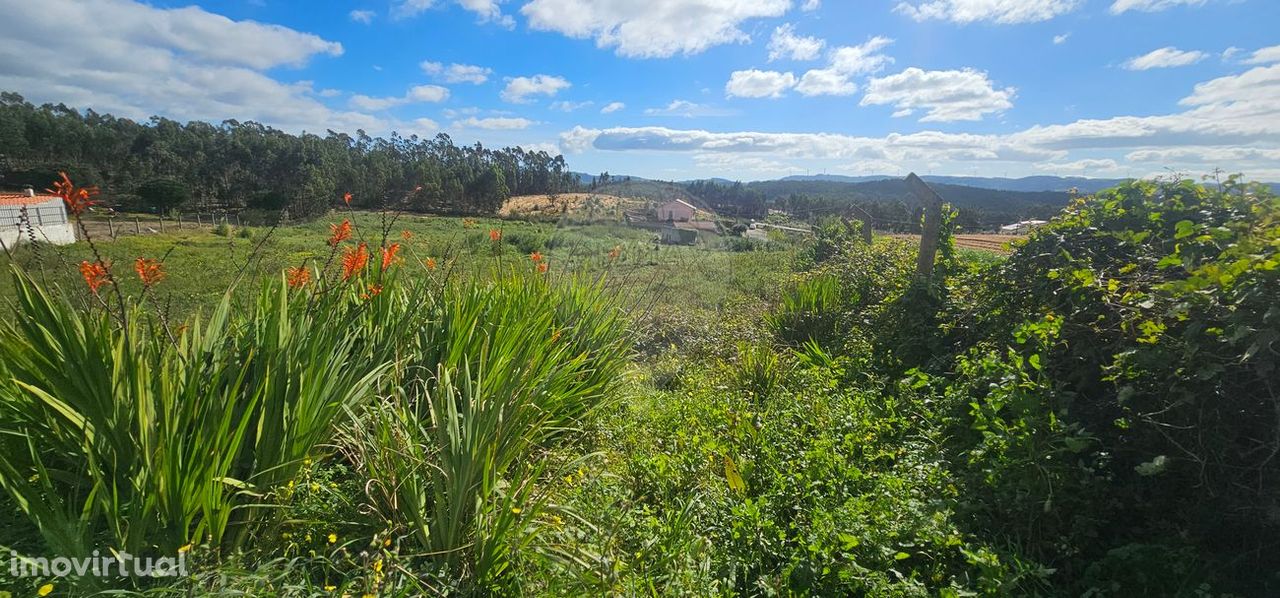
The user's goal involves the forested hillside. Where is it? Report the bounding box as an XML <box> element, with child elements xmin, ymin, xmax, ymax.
<box><xmin>752</xmin><ymin>178</ymin><xmax>1070</xmax><ymax>230</ymax></box>
<box><xmin>0</xmin><ymin>93</ymin><xmax>576</xmax><ymax>218</ymax></box>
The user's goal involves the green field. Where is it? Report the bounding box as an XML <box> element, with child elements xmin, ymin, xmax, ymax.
<box><xmin>1</xmin><ymin>178</ymin><xmax>1278</xmax><ymax>596</ymax></box>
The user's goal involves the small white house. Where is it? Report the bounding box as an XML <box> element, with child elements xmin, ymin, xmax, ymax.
<box><xmin>1</xmin><ymin>189</ymin><xmax>76</xmax><ymax>247</ymax></box>
<box><xmin>657</xmin><ymin>199</ymin><xmax>697</xmax><ymax>222</ymax></box>
<box><xmin>999</xmin><ymin>219</ymin><xmax>1047</xmax><ymax>235</ymax></box>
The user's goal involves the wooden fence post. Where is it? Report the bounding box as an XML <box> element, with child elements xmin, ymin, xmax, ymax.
<box><xmin>177</xmin><ymin>214</ymin><xmax>183</xmax><ymax>229</ymax></box>
<box><xmin>158</xmin><ymin>215</ymin><xmax>165</xmax><ymax>233</ymax></box>
<box><xmin>133</xmin><ymin>216</ymin><xmax>141</xmax><ymax>235</ymax></box>
<box><xmin>905</xmin><ymin>173</ymin><xmax>944</xmax><ymax>280</ymax></box>
<box><xmin>108</xmin><ymin>217</ymin><xmax>116</xmax><ymax>239</ymax></box>
<box><xmin>235</xmin><ymin>213</ymin><xmax>242</xmax><ymax>227</ymax></box>
<box><xmin>196</xmin><ymin>213</ymin><xmax>202</xmax><ymax>226</ymax></box>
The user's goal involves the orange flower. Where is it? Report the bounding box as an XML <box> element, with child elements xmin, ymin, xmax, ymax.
<box><xmin>343</xmin><ymin>192</ymin><xmax>352</xmax><ymax>206</ymax></box>
<box><xmin>488</xmin><ymin>229</ymin><xmax>502</xmax><ymax>242</ymax></box>
<box><xmin>134</xmin><ymin>258</ymin><xmax>164</xmax><ymax>287</ymax></box>
<box><xmin>608</xmin><ymin>245</ymin><xmax>621</xmax><ymax>261</ymax></box>
<box><xmin>381</xmin><ymin>243</ymin><xmax>401</xmax><ymax>271</ymax></box>
<box><xmin>401</xmin><ymin>230</ymin><xmax>414</xmax><ymax>240</ymax></box>
<box><xmin>361</xmin><ymin>284</ymin><xmax>383</xmax><ymax>300</ymax></box>
<box><xmin>286</xmin><ymin>266</ymin><xmax>311</xmax><ymax>289</ymax></box>
<box><xmin>537</xmin><ymin>262</ymin><xmax>549</xmax><ymax>274</ymax></box>
<box><xmin>328</xmin><ymin>220</ymin><xmax>353</xmax><ymax>246</ymax></box>
<box><xmin>425</xmin><ymin>257</ymin><xmax>437</xmax><ymax>271</ymax></box>
<box><xmin>79</xmin><ymin>260</ymin><xmax>109</xmax><ymax>294</ymax></box>
<box><xmin>341</xmin><ymin>243</ymin><xmax>370</xmax><ymax>280</ymax></box>
<box><xmin>47</xmin><ymin>172</ymin><xmax>99</xmax><ymax>216</ymax></box>
<box><xmin>550</xmin><ymin>328</ymin><xmax>562</xmax><ymax>343</ymax></box>
<box><xmin>530</xmin><ymin>251</ymin><xmax>543</xmax><ymax>263</ymax></box>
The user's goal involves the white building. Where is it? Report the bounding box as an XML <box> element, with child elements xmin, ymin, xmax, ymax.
<box><xmin>999</xmin><ymin>219</ymin><xmax>1048</xmax><ymax>235</ymax></box>
<box><xmin>1</xmin><ymin>189</ymin><xmax>76</xmax><ymax>247</ymax></box>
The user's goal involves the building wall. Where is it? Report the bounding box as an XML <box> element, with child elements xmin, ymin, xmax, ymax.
<box><xmin>0</xmin><ymin>201</ymin><xmax>77</xmax><ymax>247</ymax></box>
<box><xmin>658</xmin><ymin>202</ymin><xmax>694</xmax><ymax>222</ymax></box>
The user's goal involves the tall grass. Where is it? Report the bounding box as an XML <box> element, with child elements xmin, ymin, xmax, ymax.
<box><xmin>0</xmin><ymin>267</ymin><xmax>399</xmax><ymax>570</ymax></box>
<box><xmin>342</xmin><ymin>271</ymin><xmax>631</xmax><ymax>590</ymax></box>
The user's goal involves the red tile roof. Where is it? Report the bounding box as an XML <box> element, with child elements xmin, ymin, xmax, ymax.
<box><xmin>0</xmin><ymin>193</ymin><xmax>62</xmax><ymax>207</ymax></box>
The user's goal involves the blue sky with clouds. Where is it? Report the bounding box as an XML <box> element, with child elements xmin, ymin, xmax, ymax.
<box><xmin>2</xmin><ymin>0</ymin><xmax>1278</xmax><ymax>181</ymax></box>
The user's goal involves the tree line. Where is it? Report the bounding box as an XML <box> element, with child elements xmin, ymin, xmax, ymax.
<box><xmin>0</xmin><ymin>92</ymin><xmax>577</xmax><ymax>219</ymax></box>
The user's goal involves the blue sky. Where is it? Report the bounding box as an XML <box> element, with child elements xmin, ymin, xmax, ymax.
<box><xmin>2</xmin><ymin>0</ymin><xmax>1279</xmax><ymax>181</ymax></box>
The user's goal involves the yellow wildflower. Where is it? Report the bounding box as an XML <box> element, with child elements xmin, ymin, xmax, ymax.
<box><xmin>328</xmin><ymin>533</ymin><xmax>337</xmax><ymax>544</ymax></box>
<box><xmin>38</xmin><ymin>584</ymin><xmax>54</xmax><ymax>596</ymax></box>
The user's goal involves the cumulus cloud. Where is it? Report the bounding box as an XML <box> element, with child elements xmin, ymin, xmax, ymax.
<box><xmin>349</xmin><ymin>9</ymin><xmax>376</xmax><ymax>23</ymax></box>
<box><xmin>421</xmin><ymin>61</ymin><xmax>493</xmax><ymax>84</ymax></box>
<box><xmin>501</xmin><ymin>74</ymin><xmax>571</xmax><ymax>103</ymax></box>
<box><xmin>725</xmin><ymin>69</ymin><xmax>797</xmax><ymax>99</ymax></box>
<box><xmin>768</xmin><ymin>24</ymin><xmax>825</xmax><ymax>62</ymax></box>
<box><xmin>1243</xmin><ymin>45</ymin><xmax>1280</xmax><ymax>65</ymax></box>
<box><xmin>1110</xmin><ymin>0</ymin><xmax>1208</xmax><ymax>14</ymax></box>
<box><xmin>794</xmin><ymin>36</ymin><xmax>894</xmax><ymax>97</ymax></box>
<box><xmin>0</xmin><ymin>0</ymin><xmax>393</xmax><ymax>135</ymax></box>
<box><xmin>861</xmin><ymin>67</ymin><xmax>1015</xmax><ymax>122</ymax></box>
<box><xmin>563</xmin><ymin>62</ymin><xmax>1280</xmax><ymax>180</ymax></box>
<box><xmin>453</xmin><ymin>116</ymin><xmax>537</xmax><ymax>130</ymax></box>
<box><xmin>1053</xmin><ymin>33</ymin><xmax>1071</xmax><ymax>44</ymax></box>
<box><xmin>349</xmin><ymin>85</ymin><xmax>450</xmax><ymax>110</ymax></box>
<box><xmin>795</xmin><ymin>69</ymin><xmax>859</xmax><ymax>96</ymax></box>
<box><xmin>1123</xmin><ymin>47</ymin><xmax>1207</xmax><ymax>70</ymax></box>
<box><xmin>895</xmin><ymin>0</ymin><xmax>1081</xmax><ymax>24</ymax></box>
<box><xmin>601</xmin><ymin>101</ymin><xmax>626</xmax><ymax>113</ymax></box>
<box><xmin>521</xmin><ymin>0</ymin><xmax>790</xmax><ymax>58</ymax></box>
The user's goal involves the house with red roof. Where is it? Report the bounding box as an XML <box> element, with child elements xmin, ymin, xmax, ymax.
<box><xmin>0</xmin><ymin>188</ymin><xmax>76</xmax><ymax>247</ymax></box>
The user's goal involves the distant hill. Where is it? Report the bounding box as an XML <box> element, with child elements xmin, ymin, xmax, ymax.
<box><xmin>780</xmin><ymin>174</ymin><xmax>1128</xmax><ymax>194</ymax></box>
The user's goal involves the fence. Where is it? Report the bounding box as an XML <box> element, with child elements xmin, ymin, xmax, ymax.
<box><xmin>0</xmin><ymin>205</ymin><xmax>68</xmax><ymax>229</ymax></box>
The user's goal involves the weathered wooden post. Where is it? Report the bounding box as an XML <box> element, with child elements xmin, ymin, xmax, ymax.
<box><xmin>133</xmin><ymin>216</ymin><xmax>141</xmax><ymax>235</ymax></box>
<box><xmin>905</xmin><ymin>172</ymin><xmax>944</xmax><ymax>280</ymax></box>
<box><xmin>177</xmin><ymin>213</ymin><xmax>183</xmax><ymax>229</ymax></box>
<box><xmin>196</xmin><ymin>213</ymin><xmax>202</xmax><ymax>226</ymax></box>
<box><xmin>158</xmin><ymin>215</ymin><xmax>165</xmax><ymax>233</ymax></box>
<box><xmin>108</xmin><ymin>217</ymin><xmax>116</xmax><ymax>239</ymax></box>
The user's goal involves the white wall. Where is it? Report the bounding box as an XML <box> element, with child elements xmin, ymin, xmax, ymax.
<box><xmin>0</xmin><ymin>200</ymin><xmax>77</xmax><ymax>247</ymax></box>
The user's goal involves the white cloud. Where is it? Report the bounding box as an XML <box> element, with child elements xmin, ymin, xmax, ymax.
<box><xmin>563</xmin><ymin>63</ymin><xmax>1280</xmax><ymax>180</ymax></box>
<box><xmin>1053</xmin><ymin>33</ymin><xmax>1070</xmax><ymax>44</ymax></box>
<box><xmin>768</xmin><ymin>24</ymin><xmax>825</xmax><ymax>62</ymax></box>
<box><xmin>895</xmin><ymin>0</ymin><xmax>1081</xmax><ymax>24</ymax></box>
<box><xmin>1123</xmin><ymin>47</ymin><xmax>1207</xmax><ymax>70</ymax></box>
<box><xmin>318</xmin><ymin>88</ymin><xmax>342</xmax><ymax>98</ymax></box>
<box><xmin>521</xmin><ymin>0</ymin><xmax>791</xmax><ymax>58</ymax></box>
<box><xmin>349</xmin><ymin>84</ymin><xmax>450</xmax><ymax>110</ymax></box>
<box><xmin>0</xmin><ymin>0</ymin><xmax>392</xmax><ymax>136</ymax></box>
<box><xmin>349</xmin><ymin>9</ymin><xmax>376</xmax><ymax>23</ymax></box>
<box><xmin>393</xmin><ymin>0</ymin><xmax>514</xmax><ymax>26</ymax></box>
<box><xmin>550</xmin><ymin>100</ymin><xmax>595</xmax><ymax>111</ymax></box>
<box><xmin>1035</xmin><ymin>158</ymin><xmax>1121</xmax><ymax>172</ymax></box>
<box><xmin>801</xmin><ymin>0</ymin><xmax>821</xmax><ymax>9</ymax></box>
<box><xmin>861</xmin><ymin>67</ymin><xmax>1015</xmax><ymax>122</ymax></box>
<box><xmin>1110</xmin><ymin>0</ymin><xmax>1207</xmax><ymax>14</ymax></box>
<box><xmin>643</xmin><ymin>100</ymin><xmax>735</xmax><ymax>117</ymax></box>
<box><xmin>421</xmin><ymin>61</ymin><xmax>493</xmax><ymax>84</ymax></box>
<box><xmin>792</xmin><ymin>36</ymin><xmax>893</xmax><ymax>97</ymax></box>
<box><xmin>795</xmin><ymin>69</ymin><xmax>858</xmax><ymax>96</ymax></box>
<box><xmin>725</xmin><ymin>69</ymin><xmax>797</xmax><ymax>99</ymax></box>
<box><xmin>454</xmin><ymin>116</ymin><xmax>537</xmax><ymax>130</ymax></box>
<box><xmin>601</xmin><ymin>101</ymin><xmax>626</xmax><ymax>113</ymax></box>
<box><xmin>829</xmin><ymin>36</ymin><xmax>895</xmax><ymax>76</ymax></box>
<box><xmin>1243</xmin><ymin>45</ymin><xmax>1280</xmax><ymax>65</ymax></box>
<box><xmin>501</xmin><ymin>74</ymin><xmax>571</xmax><ymax>103</ymax></box>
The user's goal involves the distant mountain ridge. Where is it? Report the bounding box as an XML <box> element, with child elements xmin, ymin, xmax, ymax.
<box><xmin>779</xmin><ymin>174</ymin><xmax>1130</xmax><ymax>194</ymax></box>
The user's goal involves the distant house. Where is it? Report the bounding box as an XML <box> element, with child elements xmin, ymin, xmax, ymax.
<box><xmin>0</xmin><ymin>188</ymin><xmax>75</xmax><ymax>247</ymax></box>
<box><xmin>657</xmin><ymin>199</ymin><xmax>697</xmax><ymax>222</ymax></box>
<box><xmin>999</xmin><ymin>219</ymin><xmax>1047</xmax><ymax>235</ymax></box>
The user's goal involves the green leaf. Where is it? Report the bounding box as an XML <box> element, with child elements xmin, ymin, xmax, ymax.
<box><xmin>1174</xmin><ymin>219</ymin><xmax>1196</xmax><ymax>239</ymax></box>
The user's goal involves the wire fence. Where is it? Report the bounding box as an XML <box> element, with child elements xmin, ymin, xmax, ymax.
<box><xmin>0</xmin><ymin>205</ymin><xmax>68</xmax><ymax>229</ymax></box>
